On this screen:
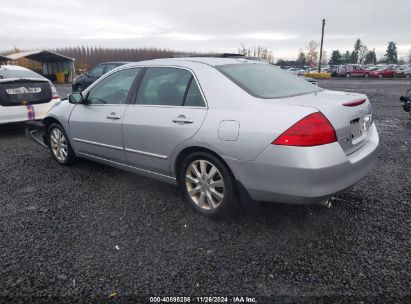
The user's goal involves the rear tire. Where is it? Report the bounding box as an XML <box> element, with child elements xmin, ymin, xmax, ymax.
<box><xmin>406</xmin><ymin>74</ymin><xmax>410</xmax><ymax>79</ymax></box>
<box><xmin>345</xmin><ymin>73</ymin><xmax>351</xmax><ymax>78</ymax></box>
<box><xmin>364</xmin><ymin>73</ymin><xmax>369</xmax><ymax>78</ymax></box>
<box><xmin>178</xmin><ymin>152</ymin><xmax>236</xmax><ymax>217</ymax></box>
<box><xmin>47</xmin><ymin>123</ymin><xmax>77</xmax><ymax>165</ymax></box>
<box><xmin>378</xmin><ymin>74</ymin><xmax>383</xmax><ymax>78</ymax></box>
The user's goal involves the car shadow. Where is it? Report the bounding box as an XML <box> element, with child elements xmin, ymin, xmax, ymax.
<box><xmin>0</xmin><ymin>123</ymin><xmax>26</xmax><ymax>138</ymax></box>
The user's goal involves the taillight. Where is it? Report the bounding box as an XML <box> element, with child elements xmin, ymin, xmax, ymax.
<box><xmin>272</xmin><ymin>112</ymin><xmax>337</xmax><ymax>147</ymax></box>
<box><xmin>50</xmin><ymin>83</ymin><xmax>60</xmax><ymax>99</ymax></box>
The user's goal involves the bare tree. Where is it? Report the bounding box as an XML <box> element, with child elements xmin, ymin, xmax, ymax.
<box><xmin>358</xmin><ymin>45</ymin><xmax>368</xmax><ymax>64</ymax></box>
<box><xmin>305</xmin><ymin>41</ymin><xmax>319</xmax><ymax>65</ymax></box>
<box><xmin>296</xmin><ymin>48</ymin><xmax>306</xmax><ymax>65</ymax></box>
<box><xmin>238</xmin><ymin>44</ymin><xmax>275</xmax><ymax>64</ymax></box>
<box><xmin>320</xmin><ymin>50</ymin><xmax>328</xmax><ymax>66</ymax></box>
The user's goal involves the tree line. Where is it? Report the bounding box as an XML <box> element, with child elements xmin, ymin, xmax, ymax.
<box><xmin>2</xmin><ymin>41</ymin><xmax>407</xmax><ymax>72</ymax></box>
<box><xmin>52</xmin><ymin>46</ymin><xmax>193</xmax><ymax>71</ymax></box>
<box><xmin>278</xmin><ymin>39</ymin><xmax>405</xmax><ymax>67</ymax></box>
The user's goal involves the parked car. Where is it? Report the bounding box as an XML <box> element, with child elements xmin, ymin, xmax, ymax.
<box><xmin>0</xmin><ymin>65</ymin><xmax>59</xmax><ymax>124</ymax></box>
<box><xmin>396</xmin><ymin>66</ymin><xmax>411</xmax><ymax>78</ymax></box>
<box><xmin>369</xmin><ymin>66</ymin><xmax>396</xmax><ymax>78</ymax></box>
<box><xmin>364</xmin><ymin>66</ymin><xmax>379</xmax><ymax>72</ymax></box>
<box><xmin>329</xmin><ymin>65</ymin><xmax>339</xmax><ymax>77</ymax></box>
<box><xmin>338</xmin><ymin>64</ymin><xmax>370</xmax><ymax>78</ymax></box>
<box><xmin>72</xmin><ymin>62</ymin><xmax>129</xmax><ymax>92</ymax></box>
<box><xmin>286</xmin><ymin>67</ymin><xmax>306</xmax><ymax>76</ymax></box>
<box><xmin>27</xmin><ymin>58</ymin><xmax>379</xmax><ymax>217</ymax></box>
<box><xmin>400</xmin><ymin>84</ymin><xmax>411</xmax><ymax>119</ymax></box>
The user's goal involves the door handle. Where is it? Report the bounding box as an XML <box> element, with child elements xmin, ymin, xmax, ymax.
<box><xmin>172</xmin><ymin>115</ymin><xmax>193</xmax><ymax>124</ymax></box>
<box><xmin>106</xmin><ymin>112</ymin><xmax>121</xmax><ymax>120</ymax></box>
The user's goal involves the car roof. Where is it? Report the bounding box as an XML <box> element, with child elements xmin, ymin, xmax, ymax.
<box><xmin>99</xmin><ymin>61</ymin><xmax>130</xmax><ymax>65</ymax></box>
<box><xmin>0</xmin><ymin>65</ymin><xmax>31</xmax><ymax>71</ymax></box>
<box><xmin>122</xmin><ymin>57</ymin><xmax>265</xmax><ymax>69</ymax></box>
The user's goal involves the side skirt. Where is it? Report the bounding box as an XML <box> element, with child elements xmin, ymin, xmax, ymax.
<box><xmin>78</xmin><ymin>152</ymin><xmax>177</xmax><ymax>185</ymax></box>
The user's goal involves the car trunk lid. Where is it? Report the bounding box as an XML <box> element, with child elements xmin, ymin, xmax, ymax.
<box><xmin>278</xmin><ymin>89</ymin><xmax>373</xmax><ymax>155</ymax></box>
<box><xmin>0</xmin><ymin>78</ymin><xmax>52</xmax><ymax>107</ymax></box>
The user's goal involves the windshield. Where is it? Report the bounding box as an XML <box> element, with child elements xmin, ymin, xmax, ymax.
<box><xmin>0</xmin><ymin>68</ymin><xmax>43</xmax><ymax>79</ymax></box>
<box><xmin>216</xmin><ymin>63</ymin><xmax>320</xmax><ymax>99</ymax></box>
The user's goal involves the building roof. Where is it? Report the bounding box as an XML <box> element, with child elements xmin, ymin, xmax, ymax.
<box><xmin>0</xmin><ymin>55</ymin><xmax>10</xmax><ymax>61</ymax></box>
<box><xmin>6</xmin><ymin>50</ymin><xmax>74</xmax><ymax>62</ymax></box>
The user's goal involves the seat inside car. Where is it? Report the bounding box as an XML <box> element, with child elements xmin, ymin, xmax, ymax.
<box><xmin>157</xmin><ymin>82</ymin><xmax>181</xmax><ymax>106</ymax></box>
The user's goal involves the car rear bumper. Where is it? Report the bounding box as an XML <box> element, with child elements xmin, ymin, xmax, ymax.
<box><xmin>0</xmin><ymin>99</ymin><xmax>59</xmax><ymax>124</ymax></box>
<box><xmin>225</xmin><ymin>123</ymin><xmax>379</xmax><ymax>204</ymax></box>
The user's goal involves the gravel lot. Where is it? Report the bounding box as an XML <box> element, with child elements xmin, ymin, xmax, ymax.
<box><xmin>0</xmin><ymin>79</ymin><xmax>410</xmax><ymax>303</ymax></box>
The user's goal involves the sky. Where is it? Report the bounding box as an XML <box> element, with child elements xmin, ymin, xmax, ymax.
<box><xmin>0</xmin><ymin>0</ymin><xmax>410</xmax><ymax>61</ymax></box>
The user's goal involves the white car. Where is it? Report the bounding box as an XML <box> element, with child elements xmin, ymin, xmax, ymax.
<box><xmin>0</xmin><ymin>65</ymin><xmax>60</xmax><ymax>124</ymax></box>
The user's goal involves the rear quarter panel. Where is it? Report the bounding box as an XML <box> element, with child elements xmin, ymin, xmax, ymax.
<box><xmin>169</xmin><ymin>63</ymin><xmax>317</xmax><ymax>167</ymax></box>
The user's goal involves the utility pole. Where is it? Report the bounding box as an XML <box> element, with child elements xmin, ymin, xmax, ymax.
<box><xmin>318</xmin><ymin>19</ymin><xmax>326</xmax><ymax>73</ymax></box>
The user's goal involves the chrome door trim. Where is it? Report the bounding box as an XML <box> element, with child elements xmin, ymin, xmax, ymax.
<box><xmin>78</xmin><ymin>152</ymin><xmax>176</xmax><ymax>182</ymax></box>
<box><xmin>124</xmin><ymin>148</ymin><xmax>168</xmax><ymax>160</ymax></box>
<box><xmin>73</xmin><ymin>138</ymin><xmax>169</xmax><ymax>160</ymax></box>
<box><xmin>73</xmin><ymin>138</ymin><xmax>123</xmax><ymax>151</ymax></box>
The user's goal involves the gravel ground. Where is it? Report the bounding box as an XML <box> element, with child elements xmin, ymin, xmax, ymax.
<box><xmin>0</xmin><ymin>79</ymin><xmax>410</xmax><ymax>303</ymax></box>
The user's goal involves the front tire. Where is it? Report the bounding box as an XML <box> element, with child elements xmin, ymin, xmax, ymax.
<box><xmin>345</xmin><ymin>73</ymin><xmax>351</xmax><ymax>78</ymax></box>
<box><xmin>47</xmin><ymin>123</ymin><xmax>77</xmax><ymax>165</ymax></box>
<box><xmin>378</xmin><ymin>74</ymin><xmax>383</xmax><ymax>78</ymax></box>
<box><xmin>178</xmin><ymin>152</ymin><xmax>236</xmax><ymax>217</ymax></box>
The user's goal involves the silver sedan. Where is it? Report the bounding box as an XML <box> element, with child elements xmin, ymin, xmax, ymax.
<box><xmin>36</xmin><ymin>57</ymin><xmax>379</xmax><ymax>216</ymax></box>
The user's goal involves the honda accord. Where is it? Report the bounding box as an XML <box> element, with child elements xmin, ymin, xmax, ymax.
<box><xmin>29</xmin><ymin>58</ymin><xmax>379</xmax><ymax>216</ymax></box>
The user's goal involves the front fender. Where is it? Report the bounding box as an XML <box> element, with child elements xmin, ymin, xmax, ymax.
<box><xmin>42</xmin><ymin>99</ymin><xmax>75</xmax><ymax>139</ymax></box>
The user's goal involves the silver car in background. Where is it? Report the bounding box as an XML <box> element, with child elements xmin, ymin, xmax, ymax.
<box><xmin>33</xmin><ymin>58</ymin><xmax>379</xmax><ymax>217</ymax></box>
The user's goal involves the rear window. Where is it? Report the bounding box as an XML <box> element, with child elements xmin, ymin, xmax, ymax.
<box><xmin>0</xmin><ymin>69</ymin><xmax>42</xmax><ymax>79</ymax></box>
<box><xmin>216</xmin><ymin>63</ymin><xmax>320</xmax><ymax>99</ymax></box>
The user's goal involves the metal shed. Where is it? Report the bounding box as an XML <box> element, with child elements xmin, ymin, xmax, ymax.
<box><xmin>0</xmin><ymin>55</ymin><xmax>11</xmax><ymax>65</ymax></box>
<box><xmin>6</xmin><ymin>50</ymin><xmax>75</xmax><ymax>83</ymax></box>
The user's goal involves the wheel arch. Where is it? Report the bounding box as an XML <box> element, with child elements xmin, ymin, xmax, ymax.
<box><xmin>43</xmin><ymin>116</ymin><xmax>62</xmax><ymax>128</ymax></box>
<box><xmin>42</xmin><ymin>116</ymin><xmax>64</xmax><ymax>145</ymax></box>
<box><xmin>174</xmin><ymin>146</ymin><xmax>238</xmax><ymax>188</ymax></box>
<box><xmin>174</xmin><ymin>145</ymin><xmax>254</xmax><ymax>204</ymax></box>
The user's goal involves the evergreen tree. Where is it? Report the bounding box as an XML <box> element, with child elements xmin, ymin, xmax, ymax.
<box><xmin>385</xmin><ymin>42</ymin><xmax>398</xmax><ymax>63</ymax></box>
<box><xmin>329</xmin><ymin>50</ymin><xmax>343</xmax><ymax>65</ymax></box>
<box><xmin>350</xmin><ymin>39</ymin><xmax>363</xmax><ymax>64</ymax></box>
<box><xmin>342</xmin><ymin>51</ymin><xmax>351</xmax><ymax>64</ymax></box>
<box><xmin>364</xmin><ymin>50</ymin><xmax>377</xmax><ymax>65</ymax></box>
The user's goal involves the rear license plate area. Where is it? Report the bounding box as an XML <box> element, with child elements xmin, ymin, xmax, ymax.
<box><xmin>350</xmin><ymin>114</ymin><xmax>371</xmax><ymax>144</ymax></box>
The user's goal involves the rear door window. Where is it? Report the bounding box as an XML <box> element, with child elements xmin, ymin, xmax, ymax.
<box><xmin>0</xmin><ymin>69</ymin><xmax>42</xmax><ymax>79</ymax></box>
<box><xmin>135</xmin><ymin>67</ymin><xmax>192</xmax><ymax>106</ymax></box>
<box><xmin>184</xmin><ymin>79</ymin><xmax>206</xmax><ymax>107</ymax></box>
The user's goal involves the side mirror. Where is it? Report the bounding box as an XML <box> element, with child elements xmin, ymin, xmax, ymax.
<box><xmin>68</xmin><ymin>92</ymin><xmax>84</xmax><ymax>104</ymax></box>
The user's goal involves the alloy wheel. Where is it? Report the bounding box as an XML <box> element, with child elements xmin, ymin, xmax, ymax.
<box><xmin>185</xmin><ymin>160</ymin><xmax>225</xmax><ymax>210</ymax></box>
<box><xmin>50</xmin><ymin>128</ymin><xmax>68</xmax><ymax>162</ymax></box>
